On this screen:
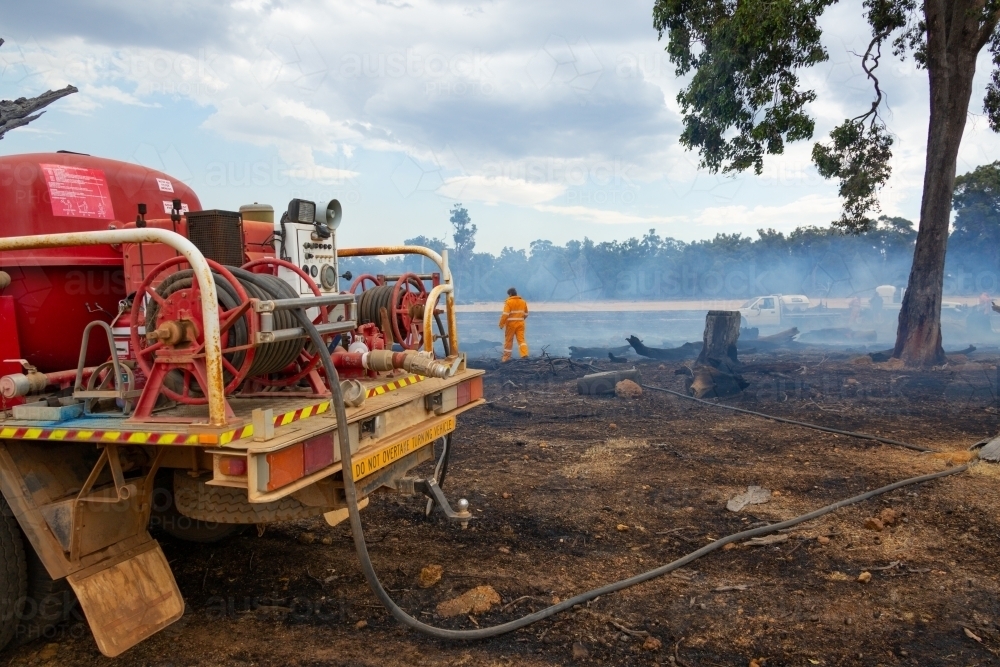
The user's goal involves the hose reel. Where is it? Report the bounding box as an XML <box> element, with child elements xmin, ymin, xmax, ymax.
<box><xmin>352</xmin><ymin>273</ymin><xmax>448</xmax><ymax>351</ymax></box>
<box><xmin>129</xmin><ymin>256</ymin><xmax>353</xmax><ymax>417</ymax></box>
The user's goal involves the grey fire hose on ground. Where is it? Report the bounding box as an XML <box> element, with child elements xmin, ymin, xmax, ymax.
<box><xmin>641</xmin><ymin>383</ymin><xmax>935</xmax><ymax>453</ymax></box>
<box><xmin>293</xmin><ymin>308</ymin><xmax>966</xmax><ymax>640</ymax></box>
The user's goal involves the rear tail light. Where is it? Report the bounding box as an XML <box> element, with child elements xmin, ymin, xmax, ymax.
<box><xmin>456</xmin><ymin>376</ymin><xmax>483</xmax><ymax>407</ymax></box>
<box><xmin>218</xmin><ymin>455</ymin><xmax>247</xmax><ymax>477</ymax></box>
<box><xmin>428</xmin><ymin>377</ymin><xmax>484</xmax><ymax>414</ymax></box>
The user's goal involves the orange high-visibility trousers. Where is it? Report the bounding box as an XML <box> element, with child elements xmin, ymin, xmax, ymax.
<box><xmin>502</xmin><ymin>322</ymin><xmax>528</xmax><ymax>362</ymax></box>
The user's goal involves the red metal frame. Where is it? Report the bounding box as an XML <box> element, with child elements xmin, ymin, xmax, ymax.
<box><xmin>391</xmin><ymin>273</ymin><xmax>429</xmax><ymax>350</ymax></box>
<box><xmin>349</xmin><ymin>274</ymin><xmax>382</xmax><ymax>293</ymax></box>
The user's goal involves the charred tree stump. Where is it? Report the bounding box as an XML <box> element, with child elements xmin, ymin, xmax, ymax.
<box><xmin>697</xmin><ymin>310</ymin><xmax>741</xmax><ymax>366</ymax></box>
<box><xmin>688</xmin><ymin>310</ymin><xmax>747</xmax><ymax>399</ymax></box>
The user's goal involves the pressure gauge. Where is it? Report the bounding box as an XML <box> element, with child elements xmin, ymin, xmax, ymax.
<box><xmin>320</xmin><ymin>264</ymin><xmax>337</xmax><ymax>291</ymax></box>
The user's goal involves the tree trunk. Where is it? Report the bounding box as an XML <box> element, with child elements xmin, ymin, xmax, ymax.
<box><xmin>894</xmin><ymin>1</ymin><xmax>990</xmax><ymax>366</ymax></box>
<box><xmin>697</xmin><ymin>310</ymin><xmax>741</xmax><ymax>366</ymax></box>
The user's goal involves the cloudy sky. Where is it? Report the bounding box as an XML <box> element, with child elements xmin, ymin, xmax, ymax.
<box><xmin>2</xmin><ymin>0</ymin><xmax>1000</xmax><ymax>253</ymax></box>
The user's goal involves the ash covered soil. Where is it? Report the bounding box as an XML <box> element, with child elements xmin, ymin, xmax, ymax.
<box><xmin>8</xmin><ymin>349</ymin><xmax>1000</xmax><ymax>666</ymax></box>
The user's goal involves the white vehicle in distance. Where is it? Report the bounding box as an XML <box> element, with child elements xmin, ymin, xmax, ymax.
<box><xmin>739</xmin><ymin>294</ymin><xmax>812</xmax><ymax>328</ymax></box>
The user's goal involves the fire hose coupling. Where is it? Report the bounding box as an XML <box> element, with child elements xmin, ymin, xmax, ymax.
<box><xmin>337</xmin><ymin>349</ymin><xmax>459</xmax><ymax>379</ymax></box>
<box><xmin>0</xmin><ymin>359</ymin><xmax>46</xmax><ymax>399</ymax></box>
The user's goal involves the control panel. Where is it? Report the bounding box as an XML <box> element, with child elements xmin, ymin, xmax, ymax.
<box><xmin>275</xmin><ymin>223</ymin><xmax>339</xmax><ymax>296</ymax></box>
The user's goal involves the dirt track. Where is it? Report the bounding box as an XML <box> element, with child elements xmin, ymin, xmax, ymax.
<box><xmin>6</xmin><ymin>349</ymin><xmax>1000</xmax><ymax>666</ymax></box>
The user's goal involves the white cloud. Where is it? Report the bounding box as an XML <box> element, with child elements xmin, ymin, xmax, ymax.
<box><xmin>8</xmin><ymin>0</ymin><xmax>1000</xmax><ymax>251</ymax></box>
<box><xmin>440</xmin><ymin>175</ymin><xmax>564</xmax><ymax>205</ymax></box>
<box><xmin>695</xmin><ymin>195</ymin><xmax>843</xmax><ymax>230</ymax></box>
<box><xmin>534</xmin><ymin>204</ymin><xmax>684</xmax><ymax>225</ymax></box>
<box><xmin>81</xmin><ymin>84</ymin><xmax>160</xmax><ymax>108</ymax></box>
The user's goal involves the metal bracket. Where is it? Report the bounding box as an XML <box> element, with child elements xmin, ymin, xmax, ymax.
<box><xmin>73</xmin><ymin>321</ymin><xmax>140</xmax><ymax>415</ymax></box>
<box><xmin>76</xmin><ymin>445</ymin><xmax>138</xmax><ymax>504</ymax></box>
<box><xmin>397</xmin><ymin>474</ymin><xmax>472</xmax><ymax>528</ymax></box>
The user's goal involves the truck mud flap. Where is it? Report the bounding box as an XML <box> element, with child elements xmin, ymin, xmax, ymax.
<box><xmin>66</xmin><ymin>541</ymin><xmax>183</xmax><ymax>657</ymax></box>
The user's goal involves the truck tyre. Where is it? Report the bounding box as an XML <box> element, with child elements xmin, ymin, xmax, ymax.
<box><xmin>0</xmin><ymin>496</ymin><xmax>28</xmax><ymax>651</ymax></box>
<box><xmin>172</xmin><ymin>472</ymin><xmax>327</xmax><ymax>524</ymax></box>
<box><xmin>15</xmin><ymin>549</ymin><xmax>76</xmax><ymax>646</ymax></box>
<box><xmin>150</xmin><ymin>471</ymin><xmax>244</xmax><ymax>544</ymax></box>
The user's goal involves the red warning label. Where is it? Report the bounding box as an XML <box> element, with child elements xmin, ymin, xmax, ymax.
<box><xmin>40</xmin><ymin>164</ymin><xmax>115</xmax><ymax>220</ymax></box>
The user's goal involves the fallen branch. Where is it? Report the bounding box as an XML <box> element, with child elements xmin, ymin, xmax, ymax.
<box><xmin>608</xmin><ymin>619</ymin><xmax>649</xmax><ymax>638</ymax></box>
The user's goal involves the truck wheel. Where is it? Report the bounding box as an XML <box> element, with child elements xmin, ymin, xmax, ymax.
<box><xmin>15</xmin><ymin>549</ymin><xmax>76</xmax><ymax>646</ymax></box>
<box><xmin>171</xmin><ymin>472</ymin><xmax>328</xmax><ymax>524</ymax></box>
<box><xmin>0</xmin><ymin>496</ymin><xmax>28</xmax><ymax>651</ymax></box>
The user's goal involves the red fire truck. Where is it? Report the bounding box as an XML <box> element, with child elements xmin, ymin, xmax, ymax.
<box><xmin>0</xmin><ymin>152</ymin><xmax>483</xmax><ymax>656</ymax></box>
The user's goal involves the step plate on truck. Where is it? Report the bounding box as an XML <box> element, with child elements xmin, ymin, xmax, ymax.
<box><xmin>67</xmin><ymin>541</ymin><xmax>184</xmax><ymax>657</ymax></box>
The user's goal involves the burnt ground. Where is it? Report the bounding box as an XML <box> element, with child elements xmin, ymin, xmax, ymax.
<box><xmin>6</xmin><ymin>349</ymin><xmax>1000</xmax><ymax>667</ymax></box>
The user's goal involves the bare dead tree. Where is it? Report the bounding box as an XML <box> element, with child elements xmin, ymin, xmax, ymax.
<box><xmin>0</xmin><ymin>38</ymin><xmax>78</xmax><ymax>140</ymax></box>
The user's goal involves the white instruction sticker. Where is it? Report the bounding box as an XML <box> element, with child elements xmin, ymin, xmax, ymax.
<box><xmin>156</xmin><ymin>178</ymin><xmax>174</xmax><ymax>193</ymax></box>
<box><xmin>162</xmin><ymin>200</ymin><xmax>190</xmax><ymax>214</ymax></box>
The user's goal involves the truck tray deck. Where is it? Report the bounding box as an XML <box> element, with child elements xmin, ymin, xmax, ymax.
<box><xmin>0</xmin><ymin>369</ymin><xmax>482</xmax><ymax>448</ymax></box>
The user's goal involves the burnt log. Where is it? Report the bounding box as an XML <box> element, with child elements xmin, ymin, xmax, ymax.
<box><xmin>797</xmin><ymin>327</ymin><xmax>876</xmax><ymax>344</ymax></box>
<box><xmin>625</xmin><ymin>336</ymin><xmax>702</xmax><ymax>361</ymax></box>
<box><xmin>756</xmin><ymin>327</ymin><xmax>799</xmax><ymax>345</ymax></box>
<box><xmin>569</xmin><ymin>345</ymin><xmax>631</xmax><ymax>359</ymax></box>
<box><xmin>577</xmin><ymin>368</ymin><xmax>641</xmax><ymax>395</ymax></box>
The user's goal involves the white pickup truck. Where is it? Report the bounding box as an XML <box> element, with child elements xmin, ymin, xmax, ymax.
<box><xmin>875</xmin><ymin>285</ymin><xmax>966</xmax><ymax>314</ymax></box>
<box><xmin>739</xmin><ymin>294</ymin><xmax>815</xmax><ymax>328</ymax></box>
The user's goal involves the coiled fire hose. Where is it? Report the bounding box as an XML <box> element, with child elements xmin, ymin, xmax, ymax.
<box><xmin>295</xmin><ymin>308</ymin><xmax>966</xmax><ymax>640</ymax></box>
<box><xmin>148</xmin><ymin>268</ymin><xmax>307</xmax><ymax>388</ymax></box>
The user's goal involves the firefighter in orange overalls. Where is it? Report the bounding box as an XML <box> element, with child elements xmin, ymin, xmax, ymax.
<box><xmin>499</xmin><ymin>287</ymin><xmax>529</xmax><ymax>362</ymax></box>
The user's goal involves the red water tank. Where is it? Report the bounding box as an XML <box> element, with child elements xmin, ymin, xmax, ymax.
<box><xmin>0</xmin><ymin>152</ymin><xmax>202</xmax><ymax>374</ymax></box>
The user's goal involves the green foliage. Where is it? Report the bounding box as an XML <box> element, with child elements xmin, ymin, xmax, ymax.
<box><xmin>951</xmin><ymin>161</ymin><xmax>1000</xmax><ymax>260</ymax></box>
<box><xmin>653</xmin><ymin>0</ymin><xmax>834</xmax><ymax>175</ymax></box>
<box><xmin>812</xmin><ymin>120</ymin><xmax>894</xmax><ymax>232</ymax></box>
<box><xmin>404</xmin><ymin>235</ymin><xmax>447</xmax><ymax>253</ymax></box>
<box><xmin>653</xmin><ymin>0</ymin><xmax>929</xmax><ymax>231</ymax></box>
<box><xmin>449</xmin><ymin>204</ymin><xmax>476</xmax><ymax>256</ymax></box>
<box><xmin>984</xmin><ymin>39</ymin><xmax>1000</xmax><ymax>132</ymax></box>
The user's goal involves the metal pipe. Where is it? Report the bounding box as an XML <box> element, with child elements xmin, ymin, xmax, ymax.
<box><xmin>442</xmin><ymin>249</ymin><xmax>459</xmax><ymax>355</ymax></box>
<box><xmin>255</xmin><ymin>320</ymin><xmax>357</xmax><ymax>344</ymax></box>
<box><xmin>378</xmin><ymin>273</ymin><xmax>439</xmax><ymax>282</ymax></box>
<box><xmin>254</xmin><ymin>293</ymin><xmax>356</xmax><ymax>312</ymax></box>
<box><xmin>0</xmin><ymin>229</ymin><xmax>227</xmax><ymax>426</ymax></box>
<box><xmin>338</xmin><ymin>245</ymin><xmax>458</xmax><ymax>355</ymax></box>
<box><xmin>423</xmin><ymin>284</ymin><xmax>453</xmax><ymax>354</ymax></box>
<box><xmin>337</xmin><ymin>246</ymin><xmax>450</xmax><ymax>283</ymax></box>
<box><xmin>1</xmin><ymin>367</ymin><xmax>98</xmax><ymax>399</ymax></box>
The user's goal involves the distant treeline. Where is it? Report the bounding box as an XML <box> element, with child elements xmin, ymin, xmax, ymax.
<box><xmin>341</xmin><ymin>219</ymin><xmax>994</xmax><ymax>303</ymax></box>
<box><xmin>340</xmin><ymin>163</ymin><xmax>1000</xmax><ymax>302</ymax></box>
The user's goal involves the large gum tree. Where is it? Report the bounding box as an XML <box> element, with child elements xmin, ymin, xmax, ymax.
<box><xmin>653</xmin><ymin>1</ymin><xmax>1000</xmax><ymax>366</ymax></box>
